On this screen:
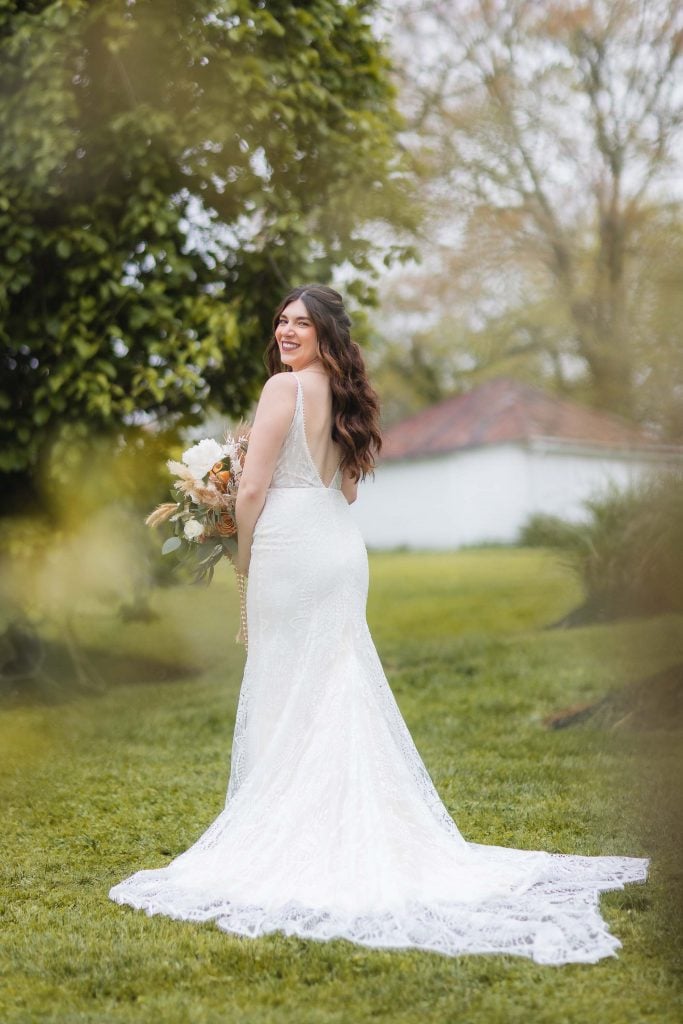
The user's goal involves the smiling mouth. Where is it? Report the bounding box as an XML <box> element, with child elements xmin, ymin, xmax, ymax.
<box><xmin>280</xmin><ymin>341</ymin><xmax>300</xmax><ymax>351</ymax></box>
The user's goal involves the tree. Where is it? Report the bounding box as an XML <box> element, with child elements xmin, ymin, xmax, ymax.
<box><xmin>0</xmin><ymin>0</ymin><xmax>414</xmax><ymax>507</ymax></box>
<box><xmin>380</xmin><ymin>0</ymin><xmax>683</xmax><ymax>430</ymax></box>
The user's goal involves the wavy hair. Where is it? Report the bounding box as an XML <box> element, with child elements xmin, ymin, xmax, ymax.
<box><xmin>265</xmin><ymin>285</ymin><xmax>382</xmax><ymax>481</ymax></box>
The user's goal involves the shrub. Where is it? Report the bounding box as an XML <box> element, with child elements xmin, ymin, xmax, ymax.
<box><xmin>518</xmin><ymin>470</ymin><xmax>683</xmax><ymax>620</ymax></box>
<box><xmin>518</xmin><ymin>513</ymin><xmax>584</xmax><ymax>550</ymax></box>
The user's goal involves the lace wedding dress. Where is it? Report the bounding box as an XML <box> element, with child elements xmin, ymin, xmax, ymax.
<box><xmin>109</xmin><ymin>374</ymin><xmax>649</xmax><ymax>965</ymax></box>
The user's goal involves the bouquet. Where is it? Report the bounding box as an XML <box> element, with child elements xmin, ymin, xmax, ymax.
<box><xmin>146</xmin><ymin>426</ymin><xmax>250</xmax><ymax>646</ymax></box>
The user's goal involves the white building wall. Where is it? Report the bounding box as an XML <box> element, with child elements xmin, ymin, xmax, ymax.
<box><xmin>352</xmin><ymin>444</ymin><xmax>529</xmax><ymax>549</ymax></box>
<box><xmin>351</xmin><ymin>441</ymin><xmax>682</xmax><ymax>550</ymax></box>
<box><xmin>524</xmin><ymin>441</ymin><xmax>663</xmax><ymax>522</ymax></box>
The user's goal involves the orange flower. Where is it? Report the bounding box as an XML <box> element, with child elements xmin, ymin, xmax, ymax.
<box><xmin>209</xmin><ymin>467</ymin><xmax>232</xmax><ymax>493</ymax></box>
<box><xmin>216</xmin><ymin>513</ymin><xmax>237</xmax><ymax>537</ymax></box>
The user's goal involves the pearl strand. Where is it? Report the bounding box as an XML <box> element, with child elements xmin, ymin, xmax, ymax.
<box><xmin>234</xmin><ymin>569</ymin><xmax>248</xmax><ymax>651</ymax></box>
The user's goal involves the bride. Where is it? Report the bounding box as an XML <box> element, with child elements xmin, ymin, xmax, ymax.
<box><xmin>109</xmin><ymin>284</ymin><xmax>649</xmax><ymax>965</ymax></box>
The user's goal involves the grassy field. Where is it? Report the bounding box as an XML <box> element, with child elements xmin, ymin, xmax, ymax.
<box><xmin>1</xmin><ymin>549</ymin><xmax>681</xmax><ymax>1024</ymax></box>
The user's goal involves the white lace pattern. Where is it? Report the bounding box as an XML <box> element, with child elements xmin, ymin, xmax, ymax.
<box><xmin>109</xmin><ymin>374</ymin><xmax>649</xmax><ymax>964</ymax></box>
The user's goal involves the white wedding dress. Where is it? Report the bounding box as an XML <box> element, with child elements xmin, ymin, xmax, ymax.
<box><xmin>110</xmin><ymin>374</ymin><xmax>649</xmax><ymax>965</ymax></box>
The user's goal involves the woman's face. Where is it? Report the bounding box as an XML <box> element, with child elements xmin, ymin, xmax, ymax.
<box><xmin>274</xmin><ymin>299</ymin><xmax>321</xmax><ymax>371</ymax></box>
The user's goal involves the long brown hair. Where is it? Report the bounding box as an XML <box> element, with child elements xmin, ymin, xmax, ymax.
<box><xmin>265</xmin><ymin>285</ymin><xmax>382</xmax><ymax>481</ymax></box>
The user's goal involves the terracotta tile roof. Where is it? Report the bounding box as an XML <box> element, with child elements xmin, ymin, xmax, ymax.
<box><xmin>380</xmin><ymin>376</ymin><xmax>665</xmax><ymax>462</ymax></box>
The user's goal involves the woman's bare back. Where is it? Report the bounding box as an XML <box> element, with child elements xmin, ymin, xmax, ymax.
<box><xmin>295</xmin><ymin>369</ymin><xmax>342</xmax><ymax>487</ymax></box>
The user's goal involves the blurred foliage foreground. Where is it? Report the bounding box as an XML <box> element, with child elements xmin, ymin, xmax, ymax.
<box><xmin>0</xmin><ymin>432</ymin><xmax>186</xmax><ymax>701</ymax></box>
<box><xmin>0</xmin><ymin>550</ymin><xmax>680</xmax><ymax>1023</ymax></box>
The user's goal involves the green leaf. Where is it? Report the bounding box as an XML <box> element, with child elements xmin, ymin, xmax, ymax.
<box><xmin>161</xmin><ymin>536</ymin><xmax>182</xmax><ymax>555</ymax></box>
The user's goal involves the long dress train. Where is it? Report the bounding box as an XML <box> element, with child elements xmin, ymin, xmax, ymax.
<box><xmin>109</xmin><ymin>374</ymin><xmax>649</xmax><ymax>965</ymax></box>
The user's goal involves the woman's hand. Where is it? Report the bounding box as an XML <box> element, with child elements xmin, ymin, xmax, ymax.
<box><xmin>233</xmin><ymin>550</ymin><xmax>250</xmax><ymax>578</ymax></box>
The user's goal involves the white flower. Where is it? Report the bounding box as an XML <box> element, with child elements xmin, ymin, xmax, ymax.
<box><xmin>181</xmin><ymin>438</ymin><xmax>224</xmax><ymax>480</ymax></box>
<box><xmin>183</xmin><ymin>518</ymin><xmax>204</xmax><ymax>540</ymax></box>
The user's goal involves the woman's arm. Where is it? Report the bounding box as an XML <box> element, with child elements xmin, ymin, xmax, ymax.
<box><xmin>235</xmin><ymin>373</ymin><xmax>297</xmax><ymax>575</ymax></box>
<box><xmin>341</xmin><ymin>468</ymin><xmax>358</xmax><ymax>505</ymax></box>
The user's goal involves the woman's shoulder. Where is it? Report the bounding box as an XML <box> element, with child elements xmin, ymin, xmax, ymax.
<box><xmin>262</xmin><ymin>370</ymin><xmax>296</xmax><ymax>393</ymax></box>
<box><xmin>253</xmin><ymin>372</ymin><xmax>299</xmax><ymax>425</ymax></box>
<box><xmin>259</xmin><ymin>371</ymin><xmax>299</xmax><ymax>401</ymax></box>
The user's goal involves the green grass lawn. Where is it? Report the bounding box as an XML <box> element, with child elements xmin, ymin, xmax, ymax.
<box><xmin>1</xmin><ymin>549</ymin><xmax>681</xmax><ymax>1024</ymax></box>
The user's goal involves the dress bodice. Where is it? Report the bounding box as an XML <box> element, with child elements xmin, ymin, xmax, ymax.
<box><xmin>270</xmin><ymin>373</ymin><xmax>342</xmax><ymax>491</ymax></box>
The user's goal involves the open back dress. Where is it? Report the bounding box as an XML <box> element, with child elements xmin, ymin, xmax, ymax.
<box><xmin>109</xmin><ymin>373</ymin><xmax>649</xmax><ymax>965</ymax></box>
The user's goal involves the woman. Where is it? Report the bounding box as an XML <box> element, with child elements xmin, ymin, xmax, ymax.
<box><xmin>110</xmin><ymin>284</ymin><xmax>648</xmax><ymax>964</ymax></box>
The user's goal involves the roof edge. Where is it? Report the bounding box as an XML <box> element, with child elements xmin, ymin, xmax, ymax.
<box><xmin>379</xmin><ymin>435</ymin><xmax>683</xmax><ymax>464</ymax></box>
